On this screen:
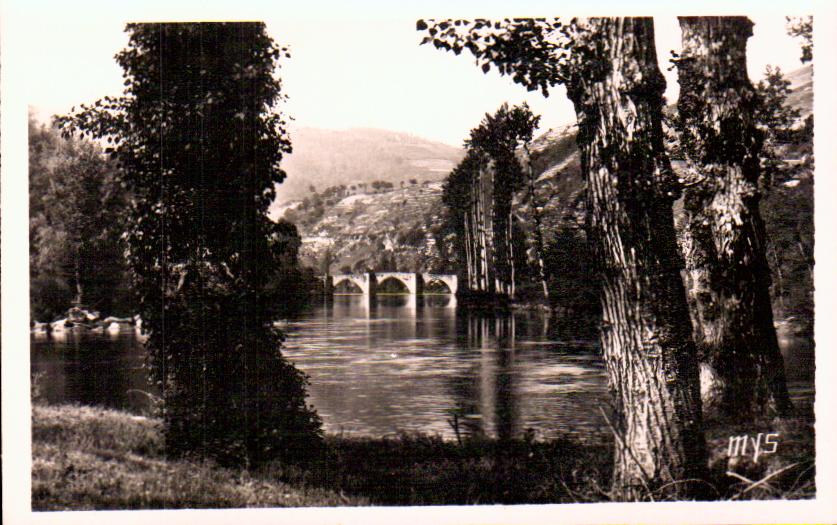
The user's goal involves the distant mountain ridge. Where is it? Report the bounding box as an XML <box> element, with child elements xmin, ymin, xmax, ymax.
<box><xmin>279</xmin><ymin>65</ymin><xmax>812</xmax><ymax>277</ymax></box>
<box><xmin>784</xmin><ymin>64</ymin><xmax>812</xmax><ymax>121</ymax></box>
<box><xmin>270</xmin><ymin>127</ymin><xmax>464</xmax><ymax>212</ymax></box>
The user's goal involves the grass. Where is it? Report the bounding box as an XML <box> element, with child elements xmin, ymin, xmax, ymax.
<box><xmin>277</xmin><ymin>432</ymin><xmax>613</xmax><ymax>505</ymax></box>
<box><xmin>32</xmin><ymin>404</ymin><xmax>364</xmax><ymax>510</ymax></box>
<box><xmin>702</xmin><ymin>405</ymin><xmax>817</xmax><ymax>501</ymax></box>
<box><xmin>32</xmin><ymin>402</ymin><xmax>815</xmax><ymax>510</ymax></box>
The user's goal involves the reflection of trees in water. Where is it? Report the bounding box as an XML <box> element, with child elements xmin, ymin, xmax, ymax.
<box><xmin>422</xmin><ymin>294</ymin><xmax>455</xmax><ymax>308</ymax></box>
<box><xmin>34</xmin><ymin>331</ymin><xmax>151</xmax><ymax>413</ymax></box>
<box><xmin>414</xmin><ymin>296</ymin><xmax>457</xmax><ymax>341</ymax></box>
<box><xmin>544</xmin><ymin>309</ymin><xmax>601</xmax><ymax>343</ymax></box>
<box><xmin>494</xmin><ymin>338</ymin><xmax>515</xmax><ymax>442</ymax></box>
<box><xmin>445</xmin><ymin>310</ymin><xmax>599</xmax><ymax>440</ymax></box>
<box><xmin>448</xmin><ymin>370</ymin><xmax>484</xmax><ymax>437</ymax></box>
<box><xmin>447</xmin><ymin>314</ymin><xmax>521</xmax><ymax>440</ymax></box>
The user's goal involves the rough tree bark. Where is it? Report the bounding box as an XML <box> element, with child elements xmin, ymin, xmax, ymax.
<box><xmin>567</xmin><ymin>17</ymin><xmax>706</xmax><ymax>499</ymax></box>
<box><xmin>675</xmin><ymin>16</ymin><xmax>792</xmax><ymax>419</ymax></box>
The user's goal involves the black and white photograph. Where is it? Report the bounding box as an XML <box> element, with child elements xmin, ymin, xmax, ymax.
<box><xmin>2</xmin><ymin>1</ymin><xmax>836</xmax><ymax>524</ymax></box>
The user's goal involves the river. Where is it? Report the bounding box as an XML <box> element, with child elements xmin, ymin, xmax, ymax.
<box><xmin>30</xmin><ymin>295</ymin><xmax>814</xmax><ymax>442</ymax></box>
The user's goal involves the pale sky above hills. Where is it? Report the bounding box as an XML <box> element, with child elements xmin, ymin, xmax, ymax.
<box><xmin>17</xmin><ymin>2</ymin><xmax>812</xmax><ymax>147</ymax></box>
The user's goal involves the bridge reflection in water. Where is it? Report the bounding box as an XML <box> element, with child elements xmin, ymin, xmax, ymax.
<box><xmin>327</xmin><ymin>293</ymin><xmax>458</xmax><ymax>318</ymax></box>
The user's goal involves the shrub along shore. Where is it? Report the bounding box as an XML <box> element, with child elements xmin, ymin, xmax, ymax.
<box><xmin>32</xmin><ymin>401</ymin><xmax>814</xmax><ymax>510</ymax></box>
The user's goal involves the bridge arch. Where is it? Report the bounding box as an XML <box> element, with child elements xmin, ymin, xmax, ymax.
<box><xmin>422</xmin><ymin>273</ymin><xmax>458</xmax><ymax>295</ymax></box>
<box><xmin>376</xmin><ymin>276</ymin><xmax>411</xmax><ymax>294</ymax></box>
<box><xmin>329</xmin><ymin>272</ymin><xmax>457</xmax><ymax>296</ymax></box>
<box><xmin>375</xmin><ymin>272</ymin><xmax>419</xmax><ymax>295</ymax></box>
<box><xmin>423</xmin><ymin>278</ymin><xmax>452</xmax><ymax>294</ymax></box>
<box><xmin>331</xmin><ymin>273</ymin><xmax>371</xmax><ymax>295</ymax></box>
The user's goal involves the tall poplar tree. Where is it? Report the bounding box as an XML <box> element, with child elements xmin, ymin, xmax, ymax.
<box><xmin>57</xmin><ymin>22</ymin><xmax>322</xmax><ymax>466</ymax></box>
<box><xmin>443</xmin><ymin>104</ymin><xmax>538</xmax><ymax>300</ymax></box>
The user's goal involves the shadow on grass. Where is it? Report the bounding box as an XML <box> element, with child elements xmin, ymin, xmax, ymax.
<box><xmin>262</xmin><ymin>432</ymin><xmax>614</xmax><ymax>505</ymax></box>
<box><xmin>263</xmin><ymin>400</ymin><xmax>817</xmax><ymax>505</ymax></box>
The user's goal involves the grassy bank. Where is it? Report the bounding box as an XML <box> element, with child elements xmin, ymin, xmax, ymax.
<box><xmin>32</xmin><ymin>403</ymin><xmax>814</xmax><ymax>510</ymax></box>
<box><xmin>32</xmin><ymin>404</ymin><xmax>365</xmax><ymax>510</ymax></box>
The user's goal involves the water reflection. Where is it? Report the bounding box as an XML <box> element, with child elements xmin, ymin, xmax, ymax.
<box><xmin>31</xmin><ymin>329</ymin><xmax>152</xmax><ymax>414</ymax></box>
<box><xmin>27</xmin><ymin>298</ymin><xmax>619</xmax><ymax>441</ymax></box>
<box><xmin>447</xmin><ymin>316</ymin><xmax>519</xmax><ymax>440</ymax></box>
<box><xmin>281</xmin><ymin>295</ymin><xmax>609</xmax><ymax>441</ymax></box>
<box><xmin>30</xmin><ymin>295</ymin><xmax>814</xmax><ymax>442</ymax></box>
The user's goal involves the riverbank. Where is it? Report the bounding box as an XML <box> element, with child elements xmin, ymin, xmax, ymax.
<box><xmin>31</xmin><ymin>403</ymin><xmax>612</xmax><ymax>509</ymax></box>
<box><xmin>32</xmin><ymin>402</ymin><xmax>814</xmax><ymax>509</ymax></box>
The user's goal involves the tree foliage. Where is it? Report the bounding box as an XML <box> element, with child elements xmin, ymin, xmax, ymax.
<box><xmin>542</xmin><ymin>228</ymin><xmax>599</xmax><ymax>323</ymax></box>
<box><xmin>440</xmin><ymin>150</ymin><xmax>478</xmax><ymax>277</ymax></box>
<box><xmin>57</xmin><ymin>23</ymin><xmax>322</xmax><ymax>466</ymax></box>
<box><xmin>29</xmin><ymin>116</ymin><xmax>133</xmax><ymax>320</ymax></box>
<box><xmin>417</xmin><ymin>18</ymin><xmax>569</xmax><ymax>96</ymax></box>
<box><xmin>754</xmin><ymin>66</ymin><xmax>806</xmax><ymax>186</ymax></box>
<box><xmin>786</xmin><ymin>16</ymin><xmax>813</xmax><ymax>64</ymax></box>
<box><xmin>264</xmin><ymin>219</ymin><xmax>315</xmax><ymax>315</ymax></box>
<box><xmin>754</xmin><ymin>67</ymin><xmax>814</xmax><ymax>337</ymax></box>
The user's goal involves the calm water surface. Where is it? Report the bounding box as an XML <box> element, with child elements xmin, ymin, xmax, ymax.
<box><xmin>30</xmin><ymin>295</ymin><xmax>814</xmax><ymax>441</ymax></box>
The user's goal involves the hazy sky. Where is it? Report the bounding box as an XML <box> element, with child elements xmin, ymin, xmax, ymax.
<box><xmin>20</xmin><ymin>6</ymin><xmax>809</xmax><ymax>146</ymax></box>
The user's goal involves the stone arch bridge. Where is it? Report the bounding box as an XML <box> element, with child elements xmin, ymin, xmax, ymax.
<box><xmin>327</xmin><ymin>272</ymin><xmax>458</xmax><ymax>296</ymax></box>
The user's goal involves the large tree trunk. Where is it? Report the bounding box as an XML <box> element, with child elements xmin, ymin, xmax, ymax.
<box><xmin>567</xmin><ymin>17</ymin><xmax>706</xmax><ymax>500</ymax></box>
<box><xmin>675</xmin><ymin>16</ymin><xmax>792</xmax><ymax>419</ymax></box>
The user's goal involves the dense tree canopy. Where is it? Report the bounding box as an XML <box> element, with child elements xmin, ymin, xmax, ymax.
<box><xmin>442</xmin><ymin>103</ymin><xmax>536</xmax><ymax>299</ymax></box>
<box><xmin>29</xmin><ymin>116</ymin><xmax>133</xmax><ymax>321</ymax></box>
